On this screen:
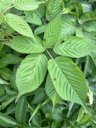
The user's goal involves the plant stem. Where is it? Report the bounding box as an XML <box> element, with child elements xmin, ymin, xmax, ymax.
<box><xmin>41</xmin><ymin>98</ymin><xmax>50</xmax><ymax>106</ymax></box>
<box><xmin>28</xmin><ymin>98</ymin><xmax>50</xmax><ymax>126</ymax></box>
<box><xmin>46</xmin><ymin>49</ymin><xmax>54</xmax><ymax>59</ymax></box>
<box><xmin>29</xmin><ymin>104</ymin><xmax>41</xmax><ymax>126</ymax></box>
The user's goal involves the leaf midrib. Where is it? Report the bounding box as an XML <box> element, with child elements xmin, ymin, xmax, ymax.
<box><xmin>54</xmin><ymin>59</ymin><xmax>85</xmax><ymax>105</ymax></box>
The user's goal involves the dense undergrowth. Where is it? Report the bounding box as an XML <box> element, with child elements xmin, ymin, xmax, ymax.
<box><xmin>0</xmin><ymin>0</ymin><xmax>96</xmax><ymax>128</ymax></box>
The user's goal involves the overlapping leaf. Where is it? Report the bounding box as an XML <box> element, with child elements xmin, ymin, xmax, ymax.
<box><xmin>0</xmin><ymin>0</ymin><xmax>12</xmax><ymax>12</ymax></box>
<box><xmin>0</xmin><ymin>54</ymin><xmax>22</xmax><ymax>68</ymax></box>
<box><xmin>0</xmin><ymin>112</ymin><xmax>18</xmax><ymax>127</ymax></box>
<box><xmin>54</xmin><ymin>36</ymin><xmax>93</xmax><ymax>58</ymax></box>
<box><xmin>90</xmin><ymin>50</ymin><xmax>96</xmax><ymax>66</ymax></box>
<box><xmin>46</xmin><ymin>0</ymin><xmax>63</xmax><ymax>21</ymax></box>
<box><xmin>45</xmin><ymin>75</ymin><xmax>61</xmax><ymax>106</ymax></box>
<box><xmin>43</xmin><ymin>16</ymin><xmax>61</xmax><ymax>48</ymax></box>
<box><xmin>48</xmin><ymin>56</ymin><xmax>88</xmax><ymax>106</ymax></box>
<box><xmin>83</xmin><ymin>31</ymin><xmax>96</xmax><ymax>48</ymax></box>
<box><xmin>82</xmin><ymin>20</ymin><xmax>96</xmax><ymax>32</ymax></box>
<box><xmin>16</xmin><ymin>54</ymin><xmax>48</xmax><ymax>97</ymax></box>
<box><xmin>4</xmin><ymin>36</ymin><xmax>45</xmax><ymax>53</ymax></box>
<box><xmin>25</xmin><ymin>12</ymin><xmax>42</xmax><ymax>25</ymax></box>
<box><xmin>0</xmin><ymin>43</ymin><xmax>3</xmax><ymax>51</ymax></box>
<box><xmin>60</xmin><ymin>15</ymin><xmax>76</xmax><ymax>40</ymax></box>
<box><xmin>0</xmin><ymin>0</ymin><xmax>95</xmax><ymax>126</ymax></box>
<box><xmin>4</xmin><ymin>13</ymin><xmax>33</xmax><ymax>38</ymax></box>
<box><xmin>15</xmin><ymin>96</ymin><xmax>27</xmax><ymax>124</ymax></box>
<box><xmin>12</xmin><ymin>0</ymin><xmax>38</xmax><ymax>11</ymax></box>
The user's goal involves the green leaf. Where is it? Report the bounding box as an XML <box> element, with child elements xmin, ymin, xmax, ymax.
<box><xmin>34</xmin><ymin>25</ymin><xmax>47</xmax><ymax>35</ymax></box>
<box><xmin>83</xmin><ymin>31</ymin><xmax>96</xmax><ymax>48</ymax></box>
<box><xmin>25</xmin><ymin>12</ymin><xmax>42</xmax><ymax>25</ymax></box>
<box><xmin>0</xmin><ymin>95</ymin><xmax>16</xmax><ymax>110</ymax></box>
<box><xmin>12</xmin><ymin>0</ymin><xmax>38</xmax><ymax>11</ymax></box>
<box><xmin>82</xmin><ymin>20</ymin><xmax>96</xmax><ymax>32</ymax></box>
<box><xmin>16</xmin><ymin>54</ymin><xmax>48</xmax><ymax>97</ymax></box>
<box><xmin>76</xmin><ymin>107</ymin><xmax>86</xmax><ymax>123</ymax></box>
<box><xmin>0</xmin><ymin>0</ymin><xmax>12</xmax><ymax>12</ymax></box>
<box><xmin>4</xmin><ymin>36</ymin><xmax>45</xmax><ymax>54</ymax></box>
<box><xmin>76</xmin><ymin>27</ymin><xmax>84</xmax><ymax>38</ymax></box>
<box><xmin>0</xmin><ymin>112</ymin><xmax>18</xmax><ymax>127</ymax></box>
<box><xmin>0</xmin><ymin>43</ymin><xmax>4</xmax><ymax>51</ymax></box>
<box><xmin>46</xmin><ymin>0</ymin><xmax>63</xmax><ymax>21</ymax></box>
<box><xmin>60</xmin><ymin>15</ymin><xmax>76</xmax><ymax>40</ymax></box>
<box><xmin>90</xmin><ymin>50</ymin><xmax>96</xmax><ymax>66</ymax></box>
<box><xmin>54</xmin><ymin>36</ymin><xmax>92</xmax><ymax>58</ymax></box>
<box><xmin>48</xmin><ymin>56</ymin><xmax>88</xmax><ymax>106</ymax></box>
<box><xmin>5</xmin><ymin>103</ymin><xmax>15</xmax><ymax>115</ymax></box>
<box><xmin>0</xmin><ymin>68</ymin><xmax>13</xmax><ymax>81</ymax></box>
<box><xmin>31</xmin><ymin>113</ymin><xmax>41</xmax><ymax>127</ymax></box>
<box><xmin>15</xmin><ymin>96</ymin><xmax>27</xmax><ymax>124</ymax></box>
<box><xmin>0</xmin><ymin>54</ymin><xmax>22</xmax><ymax>68</ymax></box>
<box><xmin>79</xmin><ymin>12</ymin><xmax>95</xmax><ymax>24</ymax></box>
<box><xmin>32</xmin><ymin>88</ymin><xmax>46</xmax><ymax>104</ymax></box>
<box><xmin>43</xmin><ymin>16</ymin><xmax>61</xmax><ymax>48</ymax></box>
<box><xmin>45</xmin><ymin>74</ymin><xmax>61</xmax><ymax>106</ymax></box>
<box><xmin>81</xmin><ymin>2</ymin><xmax>92</xmax><ymax>13</ymax></box>
<box><xmin>76</xmin><ymin>108</ymin><xmax>91</xmax><ymax>126</ymax></box>
<box><xmin>84</xmin><ymin>56</ymin><xmax>94</xmax><ymax>77</ymax></box>
<box><xmin>4</xmin><ymin>13</ymin><xmax>33</xmax><ymax>38</ymax></box>
<box><xmin>0</xmin><ymin>85</ymin><xmax>5</xmax><ymax>96</ymax></box>
<box><xmin>0</xmin><ymin>78</ymin><xmax>9</xmax><ymax>85</ymax></box>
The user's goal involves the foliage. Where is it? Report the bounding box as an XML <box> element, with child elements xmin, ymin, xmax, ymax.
<box><xmin>0</xmin><ymin>0</ymin><xmax>96</xmax><ymax>127</ymax></box>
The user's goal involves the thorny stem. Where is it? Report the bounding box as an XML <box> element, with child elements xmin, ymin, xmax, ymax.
<box><xmin>46</xmin><ymin>49</ymin><xmax>54</xmax><ymax>59</ymax></box>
